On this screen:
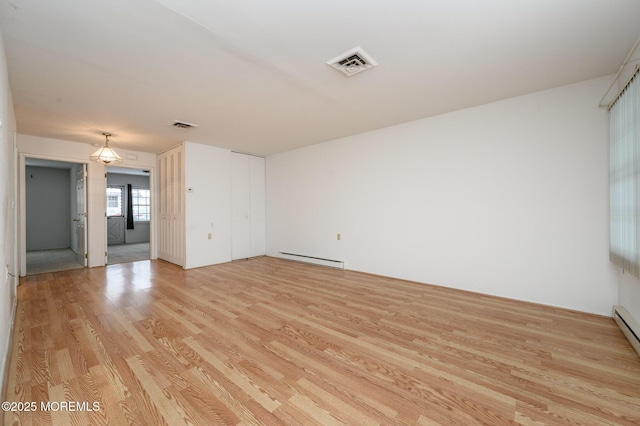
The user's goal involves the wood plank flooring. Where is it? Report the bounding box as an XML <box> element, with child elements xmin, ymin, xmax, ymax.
<box><xmin>3</xmin><ymin>256</ymin><xmax>640</xmax><ymax>425</ymax></box>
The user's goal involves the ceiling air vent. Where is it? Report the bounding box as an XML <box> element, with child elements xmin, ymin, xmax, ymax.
<box><xmin>171</xmin><ymin>120</ymin><xmax>198</xmax><ymax>129</ymax></box>
<box><xmin>327</xmin><ymin>46</ymin><xmax>378</xmax><ymax>77</ymax></box>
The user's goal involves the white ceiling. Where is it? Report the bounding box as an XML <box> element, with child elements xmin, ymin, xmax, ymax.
<box><xmin>1</xmin><ymin>0</ymin><xmax>639</xmax><ymax>157</ymax></box>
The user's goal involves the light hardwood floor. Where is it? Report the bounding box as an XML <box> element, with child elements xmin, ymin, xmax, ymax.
<box><xmin>3</xmin><ymin>257</ymin><xmax>640</xmax><ymax>425</ymax></box>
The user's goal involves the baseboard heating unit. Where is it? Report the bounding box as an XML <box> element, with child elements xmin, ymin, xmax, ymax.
<box><xmin>613</xmin><ymin>305</ymin><xmax>640</xmax><ymax>357</ymax></box>
<box><xmin>279</xmin><ymin>252</ymin><xmax>345</xmax><ymax>270</ymax></box>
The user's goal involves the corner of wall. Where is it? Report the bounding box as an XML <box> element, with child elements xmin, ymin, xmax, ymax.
<box><xmin>0</xmin><ymin>28</ymin><xmax>18</xmax><ymax>403</ymax></box>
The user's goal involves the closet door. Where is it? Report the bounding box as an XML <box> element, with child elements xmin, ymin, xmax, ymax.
<box><xmin>249</xmin><ymin>155</ymin><xmax>265</xmax><ymax>257</ymax></box>
<box><xmin>157</xmin><ymin>145</ymin><xmax>185</xmax><ymax>266</ymax></box>
<box><xmin>231</xmin><ymin>153</ymin><xmax>251</xmax><ymax>260</ymax></box>
<box><xmin>231</xmin><ymin>153</ymin><xmax>265</xmax><ymax>260</ymax></box>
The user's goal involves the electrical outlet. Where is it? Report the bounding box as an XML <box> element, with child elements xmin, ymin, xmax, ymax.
<box><xmin>337</xmin><ymin>233</ymin><xmax>341</xmax><ymax>241</ymax></box>
<box><xmin>208</xmin><ymin>233</ymin><xmax>212</xmax><ymax>240</ymax></box>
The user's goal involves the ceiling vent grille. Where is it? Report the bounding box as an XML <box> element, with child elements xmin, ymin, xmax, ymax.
<box><xmin>327</xmin><ymin>46</ymin><xmax>378</xmax><ymax>77</ymax></box>
<box><xmin>171</xmin><ymin>120</ymin><xmax>198</xmax><ymax>129</ymax></box>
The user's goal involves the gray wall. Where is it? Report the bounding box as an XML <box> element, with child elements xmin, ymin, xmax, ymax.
<box><xmin>26</xmin><ymin>166</ymin><xmax>71</xmax><ymax>250</ymax></box>
<box><xmin>106</xmin><ymin>172</ymin><xmax>150</xmax><ymax>244</ymax></box>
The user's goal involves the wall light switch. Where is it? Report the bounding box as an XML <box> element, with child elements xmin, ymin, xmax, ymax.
<box><xmin>337</xmin><ymin>233</ymin><xmax>341</xmax><ymax>241</ymax></box>
<box><xmin>208</xmin><ymin>233</ymin><xmax>212</xmax><ymax>240</ymax></box>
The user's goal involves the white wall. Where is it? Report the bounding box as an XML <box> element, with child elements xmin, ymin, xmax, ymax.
<box><xmin>267</xmin><ymin>76</ymin><xmax>616</xmax><ymax>316</ymax></box>
<box><xmin>184</xmin><ymin>142</ymin><xmax>232</xmax><ymax>269</ymax></box>
<box><xmin>18</xmin><ymin>134</ymin><xmax>156</xmax><ymax>271</ymax></box>
<box><xmin>619</xmin><ymin>271</ymin><xmax>640</xmax><ymax>320</ymax></box>
<box><xmin>0</xmin><ymin>30</ymin><xmax>18</xmax><ymax>401</ymax></box>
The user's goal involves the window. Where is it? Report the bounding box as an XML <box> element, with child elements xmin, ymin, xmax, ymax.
<box><xmin>610</xmin><ymin>69</ymin><xmax>640</xmax><ymax>277</ymax></box>
<box><xmin>106</xmin><ymin>187</ymin><xmax>123</xmax><ymax>216</ymax></box>
<box><xmin>131</xmin><ymin>188</ymin><xmax>150</xmax><ymax>222</ymax></box>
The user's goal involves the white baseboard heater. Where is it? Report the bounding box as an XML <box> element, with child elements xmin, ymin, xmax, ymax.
<box><xmin>279</xmin><ymin>252</ymin><xmax>345</xmax><ymax>270</ymax></box>
<box><xmin>613</xmin><ymin>305</ymin><xmax>640</xmax><ymax>357</ymax></box>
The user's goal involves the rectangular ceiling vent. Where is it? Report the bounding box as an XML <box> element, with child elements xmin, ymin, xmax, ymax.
<box><xmin>171</xmin><ymin>120</ymin><xmax>198</xmax><ymax>129</ymax></box>
<box><xmin>327</xmin><ymin>46</ymin><xmax>378</xmax><ymax>77</ymax></box>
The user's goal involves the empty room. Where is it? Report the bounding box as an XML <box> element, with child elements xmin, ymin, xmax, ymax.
<box><xmin>0</xmin><ymin>1</ymin><xmax>639</xmax><ymax>424</ymax></box>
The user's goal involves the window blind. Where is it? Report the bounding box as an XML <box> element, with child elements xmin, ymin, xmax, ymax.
<box><xmin>610</xmin><ymin>68</ymin><xmax>640</xmax><ymax>277</ymax></box>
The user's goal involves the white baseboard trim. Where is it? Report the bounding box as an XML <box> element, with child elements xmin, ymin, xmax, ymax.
<box><xmin>613</xmin><ymin>305</ymin><xmax>640</xmax><ymax>358</ymax></box>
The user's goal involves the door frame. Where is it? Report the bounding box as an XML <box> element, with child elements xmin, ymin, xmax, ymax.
<box><xmin>19</xmin><ymin>154</ymin><xmax>89</xmax><ymax>276</ymax></box>
<box><xmin>76</xmin><ymin>163</ymin><xmax>88</xmax><ymax>266</ymax></box>
<box><xmin>104</xmin><ymin>165</ymin><xmax>155</xmax><ymax>265</ymax></box>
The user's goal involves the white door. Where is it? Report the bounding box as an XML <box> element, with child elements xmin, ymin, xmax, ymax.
<box><xmin>75</xmin><ymin>164</ymin><xmax>87</xmax><ymax>266</ymax></box>
<box><xmin>231</xmin><ymin>153</ymin><xmax>251</xmax><ymax>260</ymax></box>
<box><xmin>106</xmin><ymin>186</ymin><xmax>126</xmax><ymax>245</ymax></box>
<box><xmin>157</xmin><ymin>146</ymin><xmax>185</xmax><ymax>266</ymax></box>
<box><xmin>231</xmin><ymin>153</ymin><xmax>266</xmax><ymax>260</ymax></box>
<box><xmin>249</xmin><ymin>155</ymin><xmax>265</xmax><ymax>257</ymax></box>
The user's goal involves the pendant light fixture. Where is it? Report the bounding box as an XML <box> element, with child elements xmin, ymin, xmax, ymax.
<box><xmin>90</xmin><ymin>133</ymin><xmax>122</xmax><ymax>164</ymax></box>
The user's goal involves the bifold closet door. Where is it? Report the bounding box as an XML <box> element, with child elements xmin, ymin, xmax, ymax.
<box><xmin>232</xmin><ymin>153</ymin><xmax>251</xmax><ymax>259</ymax></box>
<box><xmin>157</xmin><ymin>145</ymin><xmax>185</xmax><ymax>266</ymax></box>
<box><xmin>249</xmin><ymin>155</ymin><xmax>265</xmax><ymax>257</ymax></box>
<box><xmin>231</xmin><ymin>153</ymin><xmax>265</xmax><ymax>260</ymax></box>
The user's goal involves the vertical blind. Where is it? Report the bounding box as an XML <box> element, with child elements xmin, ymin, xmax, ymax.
<box><xmin>610</xmin><ymin>68</ymin><xmax>640</xmax><ymax>277</ymax></box>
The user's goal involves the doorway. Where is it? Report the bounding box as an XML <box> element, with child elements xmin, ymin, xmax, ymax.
<box><xmin>106</xmin><ymin>167</ymin><xmax>150</xmax><ymax>265</ymax></box>
<box><xmin>24</xmin><ymin>159</ymin><xmax>88</xmax><ymax>275</ymax></box>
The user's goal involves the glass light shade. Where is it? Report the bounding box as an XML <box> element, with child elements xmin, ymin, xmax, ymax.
<box><xmin>90</xmin><ymin>145</ymin><xmax>122</xmax><ymax>164</ymax></box>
